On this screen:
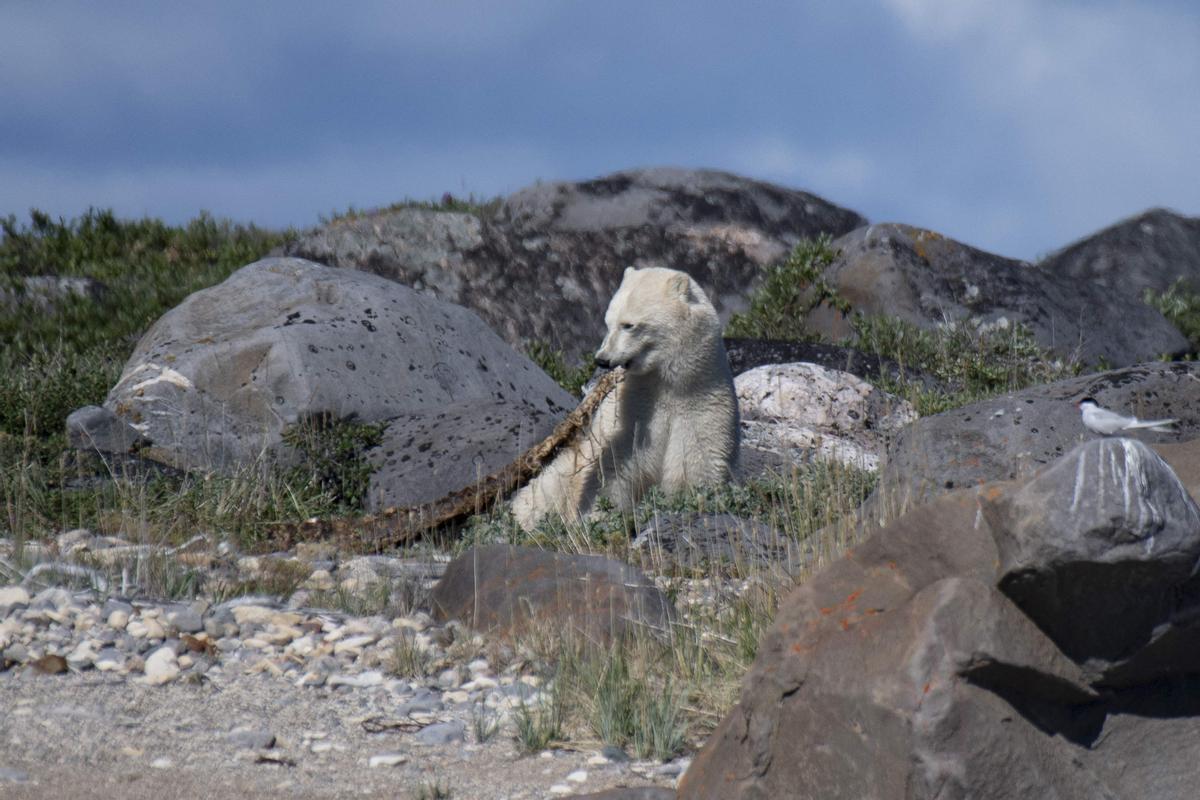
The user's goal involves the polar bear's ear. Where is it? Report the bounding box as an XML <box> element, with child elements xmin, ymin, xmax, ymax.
<box><xmin>671</xmin><ymin>273</ymin><xmax>703</xmax><ymax>304</ymax></box>
<box><xmin>624</xmin><ymin>266</ymin><xmax>636</xmax><ymax>277</ymax></box>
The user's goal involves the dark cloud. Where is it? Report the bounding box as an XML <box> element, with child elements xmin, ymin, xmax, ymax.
<box><xmin>1</xmin><ymin>1</ymin><xmax>1197</xmax><ymax>258</ymax></box>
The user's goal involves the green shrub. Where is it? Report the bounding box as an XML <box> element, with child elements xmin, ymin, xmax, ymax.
<box><xmin>1145</xmin><ymin>278</ymin><xmax>1200</xmax><ymax>352</ymax></box>
<box><xmin>850</xmin><ymin>315</ymin><xmax>1074</xmax><ymax>414</ymax></box>
<box><xmin>725</xmin><ymin>235</ymin><xmax>845</xmax><ymax>340</ymax></box>
<box><xmin>524</xmin><ymin>340</ymin><xmax>596</xmax><ymax>396</ymax></box>
<box><xmin>281</xmin><ymin>415</ymin><xmax>386</xmax><ymax>512</ymax></box>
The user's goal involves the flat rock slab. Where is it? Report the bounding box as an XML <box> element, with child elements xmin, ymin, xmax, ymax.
<box><xmin>431</xmin><ymin>545</ymin><xmax>677</xmax><ymax>642</ymax></box>
<box><xmin>804</xmin><ymin>223</ymin><xmax>1189</xmax><ymax>367</ymax></box>
<box><xmin>87</xmin><ymin>257</ymin><xmax>572</xmax><ymax>470</ymax></box>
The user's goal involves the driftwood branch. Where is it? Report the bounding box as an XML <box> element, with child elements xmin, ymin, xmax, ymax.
<box><xmin>263</xmin><ymin>370</ymin><xmax>623</xmax><ymax>553</ymax></box>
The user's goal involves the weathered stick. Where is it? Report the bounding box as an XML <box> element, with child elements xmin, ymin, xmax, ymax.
<box><xmin>263</xmin><ymin>370</ymin><xmax>623</xmax><ymax>553</ymax></box>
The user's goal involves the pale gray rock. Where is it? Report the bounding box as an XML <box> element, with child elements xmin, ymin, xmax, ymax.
<box><xmin>414</xmin><ymin>720</ymin><xmax>465</xmax><ymax>746</ymax></box>
<box><xmin>735</xmin><ymin>362</ymin><xmax>916</xmax><ymax>472</ymax></box>
<box><xmin>91</xmin><ymin>257</ymin><xmax>572</xmax><ymax>471</ymax></box>
<box><xmin>228</xmin><ymin>727</ymin><xmax>276</xmax><ymax>750</ymax></box>
<box><xmin>66</xmin><ymin>405</ymin><xmax>148</xmax><ymax>454</ymax></box>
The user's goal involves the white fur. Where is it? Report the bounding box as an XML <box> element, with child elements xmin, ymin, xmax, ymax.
<box><xmin>511</xmin><ymin>267</ymin><xmax>740</xmax><ymax>528</ymax></box>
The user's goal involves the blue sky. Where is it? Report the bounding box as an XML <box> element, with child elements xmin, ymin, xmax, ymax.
<box><xmin>2</xmin><ymin>0</ymin><xmax>1197</xmax><ymax>260</ymax></box>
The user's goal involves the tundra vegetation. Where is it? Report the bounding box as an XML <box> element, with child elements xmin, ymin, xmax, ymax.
<box><xmin>0</xmin><ymin>209</ymin><xmax>1083</xmax><ymax>752</ymax></box>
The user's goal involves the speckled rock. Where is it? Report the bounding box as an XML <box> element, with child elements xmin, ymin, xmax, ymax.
<box><xmin>84</xmin><ymin>257</ymin><xmax>573</xmax><ymax>471</ymax></box>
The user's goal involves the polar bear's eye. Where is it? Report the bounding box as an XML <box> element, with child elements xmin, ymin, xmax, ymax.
<box><xmin>620</xmin><ymin>322</ymin><xmax>635</xmax><ymax>331</ymax></box>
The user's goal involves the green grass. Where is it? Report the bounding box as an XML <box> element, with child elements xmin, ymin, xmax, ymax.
<box><xmin>724</xmin><ymin>237</ymin><xmax>1077</xmax><ymax>415</ymax></box>
<box><xmin>1145</xmin><ymin>278</ymin><xmax>1200</xmax><ymax>353</ymax></box>
<box><xmin>0</xmin><ymin>208</ymin><xmax>318</xmax><ymax>549</ymax></box>
<box><xmin>321</xmin><ymin>193</ymin><xmax>502</xmax><ymax>225</ymax></box>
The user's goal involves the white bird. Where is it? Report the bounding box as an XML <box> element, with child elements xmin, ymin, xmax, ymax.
<box><xmin>1076</xmin><ymin>397</ymin><xmax>1177</xmax><ymax>435</ymax></box>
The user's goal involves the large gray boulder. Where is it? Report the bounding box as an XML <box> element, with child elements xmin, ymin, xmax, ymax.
<box><xmin>1043</xmin><ymin>208</ymin><xmax>1200</xmax><ymax>300</ymax></box>
<box><xmin>284</xmin><ymin>168</ymin><xmax>866</xmax><ymax>357</ymax></box>
<box><xmin>79</xmin><ymin>257</ymin><xmax>573</xmax><ymax>472</ymax></box>
<box><xmin>984</xmin><ymin>438</ymin><xmax>1200</xmax><ymax>686</ymax></box>
<box><xmin>682</xmin><ymin>439</ymin><xmax>1200</xmax><ymax>799</ymax></box>
<box><xmin>364</xmin><ymin>397</ymin><xmax>560</xmax><ymax>511</ymax></box>
<box><xmin>803</xmin><ymin>223</ymin><xmax>1190</xmax><ymax>367</ymax></box>
<box><xmin>873</xmin><ymin>361</ymin><xmax>1200</xmax><ymax>515</ymax></box>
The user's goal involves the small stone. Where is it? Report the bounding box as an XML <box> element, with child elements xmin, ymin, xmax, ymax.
<box><xmin>107</xmin><ymin>609</ymin><xmax>129</xmax><ymax>630</ymax></box>
<box><xmin>327</xmin><ymin>670</ymin><xmax>384</xmax><ymax>689</ymax></box>
<box><xmin>548</xmin><ymin>785</ymin><xmax>572</xmax><ymax>796</ymax></box>
<box><xmin>94</xmin><ymin>648</ymin><xmax>124</xmax><ymax>672</ymax></box>
<box><xmin>31</xmin><ymin>587</ymin><xmax>71</xmax><ymax>612</ymax></box>
<box><xmin>0</xmin><ymin>585</ymin><xmax>31</xmax><ymax>610</ymax></box>
<box><xmin>164</xmin><ymin>606</ymin><xmax>204</xmax><ymax>634</ymax></box>
<box><xmin>295</xmin><ymin>671</ymin><xmax>327</xmax><ymax>688</ymax></box>
<box><xmin>566</xmin><ymin>770</ymin><xmax>588</xmax><ymax>783</ymax></box>
<box><xmin>442</xmin><ymin>690</ymin><xmax>470</xmax><ymax>705</ymax></box>
<box><xmin>30</xmin><ymin>654</ymin><xmax>68</xmax><ymax>675</ymax></box>
<box><xmin>150</xmin><ymin>757</ymin><xmax>173</xmax><ymax>769</ymax></box>
<box><xmin>415</xmin><ymin>720</ymin><xmax>465</xmax><ymax>746</ymax></box>
<box><xmin>127</xmin><ymin>618</ymin><xmax>165</xmax><ymax>640</ymax></box>
<box><xmin>437</xmin><ymin>667</ymin><xmax>462</xmax><ymax>689</ymax></box>
<box><xmin>311</xmin><ymin>741</ymin><xmax>334</xmax><ymax>753</ymax></box>
<box><xmin>0</xmin><ymin>767</ymin><xmax>31</xmax><ymax>783</ymax></box>
<box><xmin>142</xmin><ymin>646</ymin><xmax>180</xmax><ymax>685</ymax></box>
<box><xmin>333</xmin><ymin>633</ymin><xmax>377</xmax><ymax>655</ymax></box>
<box><xmin>301</xmin><ymin>569</ymin><xmax>335</xmax><ymax>591</ymax></box>
<box><xmin>600</xmin><ymin>745</ymin><xmax>631</xmax><ymax>763</ymax></box>
<box><xmin>229</xmin><ymin>727</ymin><xmax>276</xmax><ymax>750</ymax></box>
<box><xmin>367</xmin><ymin>752</ymin><xmax>408</xmax><ymax>768</ymax></box>
<box><xmin>66</xmin><ymin>640</ymin><xmax>97</xmax><ymax>669</ymax></box>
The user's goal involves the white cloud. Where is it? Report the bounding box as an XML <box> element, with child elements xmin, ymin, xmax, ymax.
<box><xmin>878</xmin><ymin>0</ymin><xmax>1200</xmax><ymax>248</ymax></box>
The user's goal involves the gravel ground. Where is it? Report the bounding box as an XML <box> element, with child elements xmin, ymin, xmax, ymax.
<box><xmin>0</xmin><ymin>662</ymin><xmax>679</xmax><ymax>799</ymax></box>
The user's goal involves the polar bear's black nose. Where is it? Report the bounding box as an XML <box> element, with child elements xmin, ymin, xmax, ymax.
<box><xmin>594</xmin><ymin>353</ymin><xmax>612</xmax><ymax>369</ymax></box>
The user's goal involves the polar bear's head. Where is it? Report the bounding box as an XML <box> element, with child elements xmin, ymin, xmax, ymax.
<box><xmin>594</xmin><ymin>266</ymin><xmax>719</xmax><ymax>377</ymax></box>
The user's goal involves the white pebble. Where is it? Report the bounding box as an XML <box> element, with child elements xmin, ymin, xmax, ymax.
<box><xmin>367</xmin><ymin>753</ymin><xmax>407</xmax><ymax>768</ymax></box>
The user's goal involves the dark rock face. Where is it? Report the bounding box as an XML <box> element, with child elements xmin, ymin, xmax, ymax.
<box><xmin>804</xmin><ymin>223</ymin><xmax>1190</xmax><ymax>367</ymax></box>
<box><xmin>284</xmin><ymin>168</ymin><xmax>866</xmax><ymax>358</ymax></box>
<box><xmin>874</xmin><ymin>361</ymin><xmax>1200</xmax><ymax>513</ymax></box>
<box><xmin>681</xmin><ymin>439</ymin><xmax>1200</xmax><ymax>799</ymax></box>
<box><xmin>1043</xmin><ymin>208</ymin><xmax>1200</xmax><ymax>300</ymax></box>
<box><xmin>430</xmin><ymin>545</ymin><xmax>677</xmax><ymax>642</ymax></box>
<box><xmin>89</xmin><ymin>257</ymin><xmax>572</xmax><ymax>471</ymax></box>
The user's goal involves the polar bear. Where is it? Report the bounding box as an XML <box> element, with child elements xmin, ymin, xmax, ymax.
<box><xmin>511</xmin><ymin>266</ymin><xmax>740</xmax><ymax>529</ymax></box>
